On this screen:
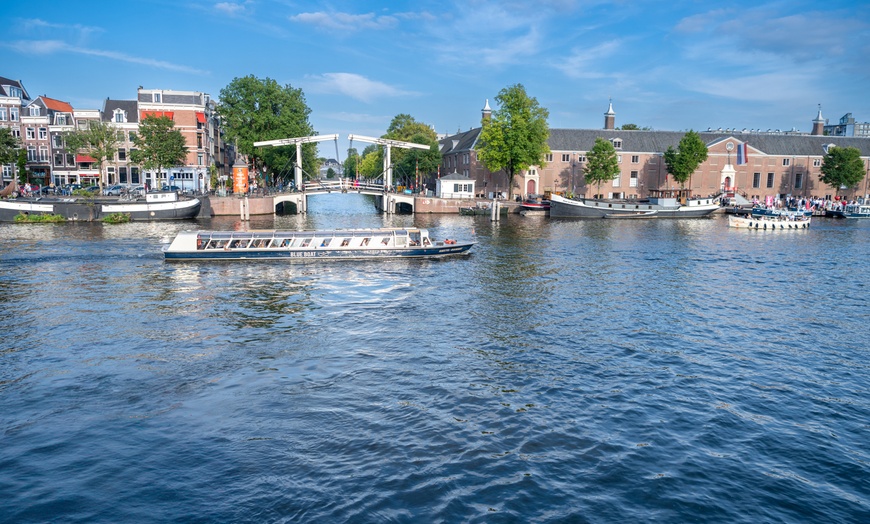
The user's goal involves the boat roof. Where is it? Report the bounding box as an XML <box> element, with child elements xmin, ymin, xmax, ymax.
<box><xmin>186</xmin><ymin>228</ymin><xmax>427</xmax><ymax>239</ymax></box>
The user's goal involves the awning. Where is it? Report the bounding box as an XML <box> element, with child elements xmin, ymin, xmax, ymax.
<box><xmin>196</xmin><ymin>112</ymin><xmax>206</xmax><ymax>124</ymax></box>
<box><xmin>140</xmin><ymin>110</ymin><xmax>174</xmax><ymax>120</ymax></box>
<box><xmin>76</xmin><ymin>154</ymin><xmax>97</xmax><ymax>163</ymax></box>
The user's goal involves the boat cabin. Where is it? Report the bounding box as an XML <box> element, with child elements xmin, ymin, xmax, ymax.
<box><xmin>191</xmin><ymin>228</ymin><xmax>435</xmax><ymax>251</ymax></box>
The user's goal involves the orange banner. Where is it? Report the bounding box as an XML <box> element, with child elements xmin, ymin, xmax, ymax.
<box><xmin>233</xmin><ymin>165</ymin><xmax>249</xmax><ymax>194</ymax></box>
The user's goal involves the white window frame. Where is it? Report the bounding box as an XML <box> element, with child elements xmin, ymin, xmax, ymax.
<box><xmin>630</xmin><ymin>171</ymin><xmax>638</xmax><ymax>187</ymax></box>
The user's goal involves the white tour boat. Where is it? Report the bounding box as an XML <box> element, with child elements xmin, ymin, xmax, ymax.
<box><xmin>163</xmin><ymin>228</ymin><xmax>474</xmax><ymax>261</ymax></box>
<box><xmin>728</xmin><ymin>214</ymin><xmax>811</xmax><ymax>230</ymax></box>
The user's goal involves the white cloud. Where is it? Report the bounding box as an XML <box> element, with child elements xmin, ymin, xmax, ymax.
<box><xmin>289</xmin><ymin>12</ymin><xmax>398</xmax><ymax>32</ymax></box>
<box><xmin>304</xmin><ymin>73</ymin><xmax>417</xmax><ymax>103</ymax></box>
<box><xmin>3</xmin><ymin>40</ymin><xmax>208</xmax><ymax>75</ymax></box>
<box><xmin>214</xmin><ymin>2</ymin><xmax>248</xmax><ymax>17</ymax></box>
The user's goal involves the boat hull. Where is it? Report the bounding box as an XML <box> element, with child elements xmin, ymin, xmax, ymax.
<box><xmin>164</xmin><ymin>244</ymin><xmax>473</xmax><ymax>261</ymax></box>
<box><xmin>548</xmin><ymin>194</ymin><xmax>719</xmax><ymax>218</ymax></box>
<box><xmin>728</xmin><ymin>215</ymin><xmax>811</xmax><ymax>229</ymax></box>
<box><xmin>0</xmin><ymin>197</ymin><xmax>201</xmax><ymax>221</ymax></box>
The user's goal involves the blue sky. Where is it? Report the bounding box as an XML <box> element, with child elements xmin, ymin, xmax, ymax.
<box><xmin>2</xmin><ymin>0</ymin><xmax>869</xmax><ymax>158</ymax></box>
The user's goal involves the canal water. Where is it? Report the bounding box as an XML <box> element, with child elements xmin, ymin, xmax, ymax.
<box><xmin>1</xmin><ymin>193</ymin><xmax>868</xmax><ymax>523</ymax></box>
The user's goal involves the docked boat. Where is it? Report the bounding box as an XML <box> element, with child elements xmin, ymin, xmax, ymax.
<box><xmin>728</xmin><ymin>214</ymin><xmax>811</xmax><ymax>230</ymax></box>
<box><xmin>549</xmin><ymin>189</ymin><xmax>719</xmax><ymax>218</ymax></box>
<box><xmin>751</xmin><ymin>206</ymin><xmax>812</xmax><ymax>218</ymax></box>
<box><xmin>825</xmin><ymin>202</ymin><xmax>870</xmax><ymax>219</ymax></box>
<box><xmin>163</xmin><ymin>227</ymin><xmax>474</xmax><ymax>261</ymax></box>
<box><xmin>521</xmin><ymin>194</ymin><xmax>550</xmax><ymax>211</ymax></box>
<box><xmin>0</xmin><ymin>191</ymin><xmax>201</xmax><ymax>222</ymax></box>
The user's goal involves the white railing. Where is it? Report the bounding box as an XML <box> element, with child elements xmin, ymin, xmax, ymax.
<box><xmin>302</xmin><ymin>178</ymin><xmax>385</xmax><ymax>193</ymax></box>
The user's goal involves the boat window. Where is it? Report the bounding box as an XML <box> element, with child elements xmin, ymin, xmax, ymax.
<box><xmin>381</xmin><ymin>237</ymin><xmax>390</xmax><ymax>245</ymax></box>
<box><xmin>301</xmin><ymin>238</ymin><xmax>311</xmax><ymax>247</ymax></box>
<box><xmin>341</xmin><ymin>238</ymin><xmax>350</xmax><ymax>247</ymax></box>
<box><xmin>320</xmin><ymin>238</ymin><xmax>332</xmax><ymax>247</ymax></box>
<box><xmin>361</xmin><ymin>238</ymin><xmax>370</xmax><ymax>246</ymax></box>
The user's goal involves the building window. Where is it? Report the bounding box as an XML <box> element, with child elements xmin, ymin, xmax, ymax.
<box><xmin>617</xmin><ymin>154</ymin><xmax>622</xmax><ymax>163</ymax></box>
<box><xmin>612</xmin><ymin>173</ymin><xmax>621</xmax><ymax>187</ymax></box>
<box><xmin>29</xmin><ymin>106</ymin><xmax>40</xmax><ymax>116</ymax></box>
<box><xmin>39</xmin><ymin>146</ymin><xmax>49</xmax><ymax>162</ymax></box>
<box><xmin>115</xmin><ymin>111</ymin><xmax>124</xmax><ymax>123</ymax></box>
<box><xmin>66</xmin><ymin>153</ymin><xmax>74</xmax><ymax>165</ymax></box>
<box><xmin>56</xmin><ymin>114</ymin><xmax>68</xmax><ymax>125</ymax></box>
<box><xmin>26</xmin><ymin>127</ymin><xmax>35</xmax><ymax>139</ymax></box>
<box><xmin>545</xmin><ymin>153</ymin><xmax>553</xmax><ymax>162</ymax></box>
<box><xmin>578</xmin><ymin>155</ymin><xmax>586</xmax><ymax>163</ymax></box>
<box><xmin>782</xmin><ymin>158</ymin><xmax>790</xmax><ymax>166</ymax></box>
<box><xmin>27</xmin><ymin>145</ymin><xmax>37</xmax><ymax>161</ymax></box>
<box><xmin>612</xmin><ymin>139</ymin><xmax>622</xmax><ymax>149</ymax></box>
<box><xmin>153</xmin><ymin>93</ymin><xmax>161</xmax><ymax>103</ymax></box>
<box><xmin>197</xmin><ymin>153</ymin><xmax>203</xmax><ymax>166</ymax></box>
<box><xmin>766</xmin><ymin>173</ymin><xmax>774</xmax><ymax>188</ymax></box>
<box><xmin>561</xmin><ymin>154</ymin><xmax>570</xmax><ymax>162</ymax></box>
<box><xmin>197</xmin><ymin>133</ymin><xmax>203</xmax><ymax>148</ymax></box>
<box><xmin>53</xmin><ymin>135</ymin><xmax>63</xmax><ymax>148</ymax></box>
<box><xmin>813</xmin><ymin>158</ymin><xmax>821</xmax><ymax>167</ymax></box>
<box><xmin>131</xmin><ymin>167</ymin><xmax>139</xmax><ymax>184</ymax></box>
<box><xmin>129</xmin><ymin>132</ymin><xmax>136</xmax><ymax>142</ymax></box>
<box><xmin>119</xmin><ymin>167</ymin><xmax>128</xmax><ymax>183</ymax></box>
<box><xmin>631</xmin><ymin>155</ymin><xmax>639</xmax><ymax>163</ymax></box>
<box><xmin>39</xmin><ymin>128</ymin><xmax>47</xmax><ymax>140</ymax></box>
<box><xmin>11</xmin><ymin>128</ymin><xmax>19</xmax><ymax>139</ymax></box>
<box><xmin>753</xmin><ymin>172</ymin><xmax>760</xmax><ymax>188</ymax></box>
<box><xmin>54</xmin><ymin>153</ymin><xmax>64</xmax><ymax>166</ymax></box>
<box><xmin>0</xmin><ymin>108</ymin><xmax>6</xmax><ymax>120</ymax></box>
<box><xmin>630</xmin><ymin>171</ymin><xmax>638</xmax><ymax>187</ymax></box>
<box><xmin>118</xmin><ymin>148</ymin><xmax>126</xmax><ymax>161</ymax></box>
<box><xmin>8</xmin><ymin>86</ymin><xmax>21</xmax><ymax>98</ymax></box>
<box><xmin>10</xmin><ymin>107</ymin><xmax>18</xmax><ymax>121</ymax></box>
<box><xmin>795</xmin><ymin>173</ymin><xmax>803</xmax><ymax>189</ymax></box>
<box><xmin>3</xmin><ymin>165</ymin><xmax>12</xmax><ymax>178</ymax></box>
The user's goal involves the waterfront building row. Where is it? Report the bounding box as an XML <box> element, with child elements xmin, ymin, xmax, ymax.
<box><xmin>439</xmin><ymin>103</ymin><xmax>870</xmax><ymax>202</ymax></box>
<box><xmin>0</xmin><ymin>76</ymin><xmax>231</xmax><ymax>192</ymax></box>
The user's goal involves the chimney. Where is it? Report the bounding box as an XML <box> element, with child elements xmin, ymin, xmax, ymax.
<box><xmin>604</xmin><ymin>98</ymin><xmax>615</xmax><ymax>130</ymax></box>
<box><xmin>811</xmin><ymin>104</ymin><xmax>825</xmax><ymax>136</ymax></box>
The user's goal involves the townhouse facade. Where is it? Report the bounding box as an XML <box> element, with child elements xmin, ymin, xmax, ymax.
<box><xmin>439</xmin><ymin>103</ymin><xmax>870</xmax><ymax>201</ymax></box>
<box><xmin>0</xmin><ymin>75</ymin><xmax>228</xmax><ymax>191</ymax></box>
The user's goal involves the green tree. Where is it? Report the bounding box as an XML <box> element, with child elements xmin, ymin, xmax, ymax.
<box><xmin>820</xmin><ymin>146</ymin><xmax>865</xmax><ymax>197</ymax></box>
<box><xmin>63</xmin><ymin>120</ymin><xmax>120</xmax><ymax>189</ymax></box>
<box><xmin>0</xmin><ymin>127</ymin><xmax>19</xmax><ymax>190</ymax></box>
<box><xmin>358</xmin><ymin>147</ymin><xmax>383</xmax><ymax>179</ymax></box>
<box><xmin>584</xmin><ymin>137</ymin><xmax>620</xmax><ymax>198</ymax></box>
<box><xmin>209</xmin><ymin>163</ymin><xmax>219</xmax><ymax>191</ymax></box>
<box><xmin>130</xmin><ymin>115</ymin><xmax>188</xmax><ymax>187</ymax></box>
<box><xmin>16</xmin><ymin>148</ymin><xmax>27</xmax><ymax>186</ymax></box>
<box><xmin>343</xmin><ymin>148</ymin><xmax>360</xmax><ymax>179</ymax></box>
<box><xmin>663</xmin><ymin>130</ymin><xmax>708</xmax><ymax>189</ymax></box>
<box><xmin>218</xmin><ymin>75</ymin><xmax>316</xmax><ymax>183</ymax></box>
<box><xmin>383</xmin><ymin>114</ymin><xmax>441</xmax><ymax>183</ymax></box>
<box><xmin>620</xmin><ymin>123</ymin><xmax>651</xmax><ymax>130</ymax></box>
<box><xmin>477</xmin><ymin>84</ymin><xmax>550</xmax><ymax>199</ymax></box>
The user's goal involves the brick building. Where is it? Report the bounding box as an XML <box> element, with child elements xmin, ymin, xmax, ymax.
<box><xmin>439</xmin><ymin>103</ymin><xmax>870</xmax><ymax>201</ymax></box>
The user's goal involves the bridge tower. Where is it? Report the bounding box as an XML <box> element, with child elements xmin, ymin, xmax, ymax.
<box><xmin>253</xmin><ymin>134</ymin><xmax>339</xmax><ymax>213</ymax></box>
<box><xmin>348</xmin><ymin>134</ymin><xmax>430</xmax><ymax>213</ymax></box>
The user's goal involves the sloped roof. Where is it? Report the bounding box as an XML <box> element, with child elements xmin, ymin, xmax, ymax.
<box><xmin>0</xmin><ymin>76</ymin><xmax>29</xmax><ymax>99</ymax></box>
<box><xmin>443</xmin><ymin>126</ymin><xmax>870</xmax><ymax>157</ymax></box>
<box><xmin>440</xmin><ymin>171</ymin><xmax>473</xmax><ymax>181</ymax></box>
<box><xmin>40</xmin><ymin>96</ymin><xmax>74</xmax><ymax>113</ymax></box>
<box><xmin>101</xmin><ymin>99</ymin><xmax>139</xmax><ymax>123</ymax></box>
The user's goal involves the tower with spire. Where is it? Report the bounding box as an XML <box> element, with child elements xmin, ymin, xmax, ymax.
<box><xmin>811</xmin><ymin>105</ymin><xmax>825</xmax><ymax>135</ymax></box>
<box><xmin>604</xmin><ymin>98</ymin><xmax>615</xmax><ymax>130</ymax></box>
<box><xmin>482</xmin><ymin>99</ymin><xmax>492</xmax><ymax>123</ymax></box>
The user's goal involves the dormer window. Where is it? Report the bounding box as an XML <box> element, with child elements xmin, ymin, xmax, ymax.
<box><xmin>611</xmin><ymin>138</ymin><xmax>623</xmax><ymax>149</ymax></box>
<box><xmin>55</xmin><ymin>114</ymin><xmax>68</xmax><ymax>125</ymax></box>
<box><xmin>29</xmin><ymin>106</ymin><xmax>41</xmax><ymax>116</ymax></box>
<box><xmin>8</xmin><ymin>86</ymin><xmax>22</xmax><ymax>98</ymax></box>
<box><xmin>114</xmin><ymin>110</ymin><xmax>126</xmax><ymax>123</ymax></box>
<box><xmin>153</xmin><ymin>93</ymin><xmax>161</xmax><ymax>103</ymax></box>
<box><xmin>823</xmin><ymin>143</ymin><xmax>836</xmax><ymax>155</ymax></box>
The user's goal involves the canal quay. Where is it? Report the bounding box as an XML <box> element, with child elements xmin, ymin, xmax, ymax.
<box><xmin>1</xmin><ymin>192</ymin><xmax>868</xmax><ymax>523</ymax></box>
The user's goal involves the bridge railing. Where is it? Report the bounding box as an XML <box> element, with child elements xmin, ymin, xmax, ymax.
<box><xmin>302</xmin><ymin>178</ymin><xmax>386</xmax><ymax>193</ymax></box>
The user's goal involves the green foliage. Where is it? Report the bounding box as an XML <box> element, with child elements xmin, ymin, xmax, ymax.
<box><xmin>326</xmin><ymin>167</ymin><xmax>336</xmax><ymax>179</ymax></box>
<box><xmin>358</xmin><ymin>150</ymin><xmax>383</xmax><ymax>179</ymax></box>
<box><xmin>584</xmin><ymin>138</ymin><xmax>620</xmax><ymax>197</ymax></box>
<box><xmin>0</xmin><ymin>126</ymin><xmax>19</xmax><ymax>166</ymax></box>
<box><xmin>480</xmin><ymin>86</ymin><xmax>552</xmax><ymax>189</ymax></box>
<box><xmin>383</xmin><ymin>114</ymin><xmax>441</xmax><ymax>179</ymax></box>
<box><xmin>218</xmin><ymin>75</ymin><xmax>316</xmax><ymax>183</ymax></box>
<box><xmin>620</xmin><ymin>123</ymin><xmax>651</xmax><ymax>130</ymax></box>
<box><xmin>17</xmin><ymin>149</ymin><xmax>27</xmax><ymax>185</ymax></box>
<box><xmin>14</xmin><ymin>213</ymin><xmax>65</xmax><ymax>223</ymax></box>
<box><xmin>209</xmin><ymin>163</ymin><xmax>219</xmax><ymax>190</ymax></box>
<box><xmin>343</xmin><ymin>148</ymin><xmax>359</xmax><ymax>178</ymax></box>
<box><xmin>477</xmin><ymin>84</ymin><xmax>550</xmax><ymax>199</ymax></box>
<box><xmin>820</xmin><ymin>146</ymin><xmax>865</xmax><ymax>195</ymax></box>
<box><xmin>130</xmin><ymin>116</ymin><xmax>188</xmax><ymax>183</ymax></box>
<box><xmin>101</xmin><ymin>212</ymin><xmax>131</xmax><ymax>224</ymax></box>
<box><xmin>63</xmin><ymin>120</ymin><xmax>120</xmax><ymax>188</ymax></box>
<box><xmin>663</xmin><ymin>130</ymin><xmax>708</xmax><ymax>189</ymax></box>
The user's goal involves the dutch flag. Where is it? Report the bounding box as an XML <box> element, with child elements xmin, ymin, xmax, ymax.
<box><xmin>737</xmin><ymin>143</ymin><xmax>748</xmax><ymax>165</ymax></box>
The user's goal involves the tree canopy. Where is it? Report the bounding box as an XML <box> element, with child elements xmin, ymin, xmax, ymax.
<box><xmin>218</xmin><ymin>75</ymin><xmax>316</xmax><ymax>185</ymax></box>
<box><xmin>820</xmin><ymin>146</ymin><xmax>865</xmax><ymax>196</ymax></box>
<box><xmin>663</xmin><ymin>130</ymin><xmax>708</xmax><ymax>189</ymax></box>
<box><xmin>383</xmin><ymin>114</ymin><xmax>441</xmax><ymax>186</ymax></box>
<box><xmin>477</xmin><ymin>84</ymin><xmax>550</xmax><ymax>199</ymax></box>
<box><xmin>0</xmin><ymin>126</ymin><xmax>19</xmax><ymax>167</ymax></box>
<box><xmin>63</xmin><ymin>120</ymin><xmax>120</xmax><ymax>189</ymax></box>
<box><xmin>584</xmin><ymin>137</ymin><xmax>620</xmax><ymax>198</ymax></box>
<box><xmin>130</xmin><ymin>115</ymin><xmax>188</xmax><ymax>185</ymax></box>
